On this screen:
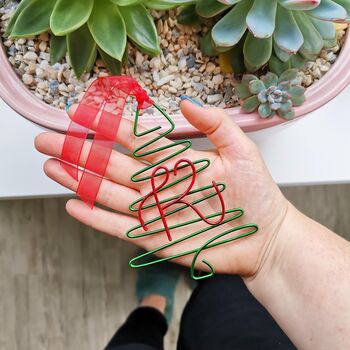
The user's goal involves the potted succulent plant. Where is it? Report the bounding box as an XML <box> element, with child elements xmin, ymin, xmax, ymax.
<box><xmin>0</xmin><ymin>0</ymin><xmax>350</xmax><ymax>137</ymax></box>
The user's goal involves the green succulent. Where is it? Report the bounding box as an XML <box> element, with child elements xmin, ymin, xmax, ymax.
<box><xmin>180</xmin><ymin>0</ymin><xmax>350</xmax><ymax>74</ymax></box>
<box><xmin>6</xmin><ymin>0</ymin><xmax>195</xmax><ymax>78</ymax></box>
<box><xmin>236</xmin><ymin>69</ymin><xmax>306</xmax><ymax>119</ymax></box>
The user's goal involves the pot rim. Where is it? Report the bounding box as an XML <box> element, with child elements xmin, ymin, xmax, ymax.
<box><xmin>1</xmin><ymin>32</ymin><xmax>350</xmax><ymax>138</ymax></box>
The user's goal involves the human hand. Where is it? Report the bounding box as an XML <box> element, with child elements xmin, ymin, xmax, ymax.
<box><xmin>35</xmin><ymin>100</ymin><xmax>289</xmax><ymax>278</ymax></box>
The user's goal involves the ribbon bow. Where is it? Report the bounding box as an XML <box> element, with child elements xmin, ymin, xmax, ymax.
<box><xmin>60</xmin><ymin>76</ymin><xmax>153</xmax><ymax>207</ymax></box>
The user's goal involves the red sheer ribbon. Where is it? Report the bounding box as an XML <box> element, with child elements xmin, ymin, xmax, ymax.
<box><xmin>60</xmin><ymin>76</ymin><xmax>153</xmax><ymax>208</ymax></box>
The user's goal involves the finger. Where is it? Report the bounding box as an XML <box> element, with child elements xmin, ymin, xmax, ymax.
<box><xmin>66</xmin><ymin>199</ymin><xmax>140</xmax><ymax>240</ymax></box>
<box><xmin>44</xmin><ymin>158</ymin><xmax>140</xmax><ymax>215</ymax></box>
<box><xmin>35</xmin><ymin>132</ymin><xmax>142</xmax><ymax>190</ymax></box>
<box><xmin>180</xmin><ymin>100</ymin><xmax>257</xmax><ymax>156</ymax></box>
<box><xmin>65</xmin><ymin>199</ymin><xmax>184</xmax><ymax>253</ymax></box>
<box><xmin>67</xmin><ymin>104</ymin><xmax>180</xmax><ymax>163</ymax></box>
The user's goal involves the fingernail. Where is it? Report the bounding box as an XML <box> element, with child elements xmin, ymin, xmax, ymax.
<box><xmin>180</xmin><ymin>95</ymin><xmax>204</xmax><ymax>107</ymax></box>
<box><xmin>65</xmin><ymin>101</ymin><xmax>73</xmax><ymax>113</ymax></box>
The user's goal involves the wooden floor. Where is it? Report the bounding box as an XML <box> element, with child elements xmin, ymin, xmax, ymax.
<box><xmin>0</xmin><ymin>185</ymin><xmax>349</xmax><ymax>350</ymax></box>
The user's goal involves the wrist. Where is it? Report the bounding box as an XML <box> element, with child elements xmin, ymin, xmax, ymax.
<box><xmin>243</xmin><ymin>202</ymin><xmax>307</xmax><ymax>297</ymax></box>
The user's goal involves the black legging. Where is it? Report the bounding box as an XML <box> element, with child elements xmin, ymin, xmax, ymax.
<box><xmin>105</xmin><ymin>275</ymin><xmax>296</xmax><ymax>350</ymax></box>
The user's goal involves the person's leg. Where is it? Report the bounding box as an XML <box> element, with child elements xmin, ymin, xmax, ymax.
<box><xmin>177</xmin><ymin>274</ymin><xmax>296</xmax><ymax>350</ymax></box>
<box><xmin>105</xmin><ymin>305</ymin><xmax>167</xmax><ymax>350</ymax></box>
<box><xmin>105</xmin><ymin>254</ymin><xmax>182</xmax><ymax>350</ymax></box>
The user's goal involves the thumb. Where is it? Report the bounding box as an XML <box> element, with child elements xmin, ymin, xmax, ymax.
<box><xmin>180</xmin><ymin>98</ymin><xmax>255</xmax><ymax>155</ymax></box>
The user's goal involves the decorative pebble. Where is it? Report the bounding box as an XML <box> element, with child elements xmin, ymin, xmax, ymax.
<box><xmin>3</xmin><ymin>39</ymin><xmax>12</xmax><ymax>47</ymax></box>
<box><xmin>170</xmin><ymin>77</ymin><xmax>182</xmax><ymax>89</ymax></box>
<box><xmin>212</xmin><ymin>74</ymin><xmax>224</xmax><ymax>85</ymax></box>
<box><xmin>178</xmin><ymin>57</ymin><xmax>187</xmax><ymax>70</ymax></box>
<box><xmin>23</xmin><ymin>51</ymin><xmax>38</xmax><ymax>61</ymax></box>
<box><xmin>39</xmin><ymin>52</ymin><xmax>50</xmax><ymax>61</ymax></box>
<box><xmin>168</xmin><ymin>86</ymin><xmax>177</xmax><ymax>94</ymax></box>
<box><xmin>59</xmin><ymin>83</ymin><xmax>68</xmax><ymax>92</ymax></box>
<box><xmin>35</xmin><ymin>67</ymin><xmax>46</xmax><ymax>79</ymax></box>
<box><xmin>155</xmin><ymin>75</ymin><xmax>174</xmax><ymax>87</ymax></box>
<box><xmin>22</xmin><ymin>73</ymin><xmax>33</xmax><ymax>85</ymax></box>
<box><xmin>38</xmin><ymin>41</ymin><xmax>47</xmax><ymax>52</ymax></box>
<box><xmin>37</xmin><ymin>81</ymin><xmax>48</xmax><ymax>90</ymax></box>
<box><xmin>186</xmin><ymin>54</ymin><xmax>196</xmax><ymax>69</ymax></box>
<box><xmin>135</xmin><ymin>51</ymin><xmax>144</xmax><ymax>67</ymax></box>
<box><xmin>207</xmin><ymin>94</ymin><xmax>222</xmax><ymax>104</ymax></box>
<box><xmin>206</xmin><ymin>62</ymin><xmax>216</xmax><ymax>73</ymax></box>
<box><xmin>193</xmin><ymin>82</ymin><xmax>204</xmax><ymax>93</ymax></box>
<box><xmin>150</xmin><ymin>57</ymin><xmax>162</xmax><ymax>70</ymax></box>
<box><xmin>39</xmin><ymin>32</ymin><xmax>49</xmax><ymax>41</ymax></box>
<box><xmin>26</xmin><ymin>62</ymin><xmax>36</xmax><ymax>74</ymax></box>
<box><xmin>49</xmin><ymin>80</ymin><xmax>59</xmax><ymax>92</ymax></box>
<box><xmin>168</xmin><ymin>65</ymin><xmax>178</xmax><ymax>73</ymax></box>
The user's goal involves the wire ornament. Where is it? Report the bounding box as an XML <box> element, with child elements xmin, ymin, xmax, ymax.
<box><xmin>60</xmin><ymin>76</ymin><xmax>259</xmax><ymax>280</ymax></box>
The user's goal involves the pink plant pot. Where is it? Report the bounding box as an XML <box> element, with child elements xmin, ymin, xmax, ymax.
<box><xmin>1</xmin><ymin>33</ymin><xmax>350</xmax><ymax>138</ymax></box>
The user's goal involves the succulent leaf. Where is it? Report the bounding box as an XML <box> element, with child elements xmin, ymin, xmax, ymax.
<box><xmin>274</xmin><ymin>42</ymin><xmax>293</xmax><ymax>62</ymax></box>
<box><xmin>289</xmin><ymin>85</ymin><xmax>306</xmax><ymax>96</ymax></box>
<box><xmin>110</xmin><ymin>0</ymin><xmax>144</xmax><ymax>5</ymax></box>
<box><xmin>257</xmin><ymin>90</ymin><xmax>268</xmax><ymax>103</ymax></box>
<box><xmin>144</xmin><ymin>0</ymin><xmax>196</xmax><ymax>10</ymax></box>
<box><xmin>178</xmin><ymin>5</ymin><xmax>202</xmax><ymax>25</ymax></box>
<box><xmin>270</xmin><ymin>102</ymin><xmax>281</xmax><ymax>110</ymax></box>
<box><xmin>308</xmin><ymin>0</ymin><xmax>347</xmax><ymax>21</ymax></box>
<box><xmin>258</xmin><ymin>103</ymin><xmax>273</xmax><ymax>118</ymax></box>
<box><xmin>119</xmin><ymin>4</ymin><xmax>160</xmax><ymax>56</ymax></box>
<box><xmin>244</xmin><ymin>33</ymin><xmax>273</xmax><ymax>71</ymax></box>
<box><xmin>336</xmin><ymin>0</ymin><xmax>350</xmax><ymax>21</ymax></box>
<box><xmin>294</xmin><ymin>11</ymin><xmax>324</xmax><ymax>57</ymax></box>
<box><xmin>10</xmin><ymin>0</ymin><xmax>55</xmax><ymax>37</ymax></box>
<box><xmin>310</xmin><ymin>17</ymin><xmax>336</xmax><ymax>40</ymax></box>
<box><xmin>50</xmin><ymin>33</ymin><xmax>67</xmax><ymax>63</ymax></box>
<box><xmin>88</xmin><ymin>0</ymin><xmax>126</xmax><ymax>61</ymax></box>
<box><xmin>291</xmin><ymin>94</ymin><xmax>306</xmax><ymax>106</ymax></box>
<box><xmin>274</xmin><ymin>5</ymin><xmax>304</xmax><ymax>53</ymax></box>
<box><xmin>249</xmin><ymin>79</ymin><xmax>266</xmax><ymax>94</ymax></box>
<box><xmin>98</xmin><ymin>48</ymin><xmax>122</xmax><ymax>75</ymax></box>
<box><xmin>50</xmin><ymin>0</ymin><xmax>93</xmax><ymax>36</ymax></box>
<box><xmin>67</xmin><ymin>24</ymin><xmax>97</xmax><ymax>79</ymax></box>
<box><xmin>242</xmin><ymin>95</ymin><xmax>260</xmax><ymax>112</ymax></box>
<box><xmin>278</xmin><ymin>69</ymin><xmax>298</xmax><ymax>83</ymax></box>
<box><xmin>5</xmin><ymin>0</ymin><xmax>33</xmax><ymax>35</ymax></box>
<box><xmin>212</xmin><ymin>0</ymin><xmax>252</xmax><ymax>47</ymax></box>
<box><xmin>289</xmin><ymin>53</ymin><xmax>306</xmax><ymax>69</ymax></box>
<box><xmin>246</xmin><ymin>0</ymin><xmax>278</xmax><ymax>38</ymax></box>
<box><xmin>227</xmin><ymin>34</ymin><xmax>247</xmax><ymax>74</ymax></box>
<box><xmin>235</xmin><ymin>83</ymin><xmax>252</xmax><ymax>98</ymax></box>
<box><xmin>269</xmin><ymin>54</ymin><xmax>291</xmax><ymax>75</ymax></box>
<box><xmin>196</xmin><ymin>0</ymin><xmax>231</xmax><ymax>17</ymax></box>
<box><xmin>278</xmin><ymin>109</ymin><xmax>295</xmax><ymax>119</ymax></box>
<box><xmin>261</xmin><ymin>72</ymin><xmax>279</xmax><ymax>87</ymax></box>
<box><xmin>242</xmin><ymin>74</ymin><xmax>259</xmax><ymax>85</ymax></box>
<box><xmin>280</xmin><ymin>100</ymin><xmax>293</xmax><ymax>112</ymax></box>
<box><xmin>279</xmin><ymin>0</ymin><xmax>321</xmax><ymax>10</ymax></box>
<box><xmin>200</xmin><ymin>31</ymin><xmax>220</xmax><ymax>56</ymax></box>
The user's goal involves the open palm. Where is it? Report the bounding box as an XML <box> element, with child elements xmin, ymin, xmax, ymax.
<box><xmin>35</xmin><ymin>101</ymin><xmax>288</xmax><ymax>278</ymax></box>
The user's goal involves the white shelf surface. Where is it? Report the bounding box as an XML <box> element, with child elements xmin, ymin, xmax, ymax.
<box><xmin>1</xmin><ymin>85</ymin><xmax>349</xmax><ymax>199</ymax></box>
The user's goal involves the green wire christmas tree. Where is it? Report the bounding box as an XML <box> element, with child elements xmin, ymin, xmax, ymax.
<box><xmin>128</xmin><ymin>103</ymin><xmax>259</xmax><ymax>280</ymax></box>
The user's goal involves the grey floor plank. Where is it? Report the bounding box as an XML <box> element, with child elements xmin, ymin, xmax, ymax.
<box><xmin>281</xmin><ymin>184</ymin><xmax>350</xmax><ymax>240</ymax></box>
<box><xmin>0</xmin><ymin>184</ymin><xmax>349</xmax><ymax>349</ymax></box>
